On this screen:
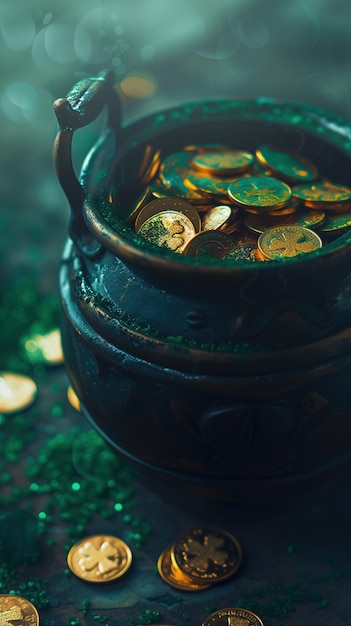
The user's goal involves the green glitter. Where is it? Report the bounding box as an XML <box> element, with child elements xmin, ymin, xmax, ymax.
<box><xmin>129</xmin><ymin>610</ymin><xmax>161</xmax><ymax>625</ymax></box>
<box><xmin>0</xmin><ymin>275</ymin><xmax>60</xmax><ymax>373</ymax></box>
<box><xmin>23</xmin><ymin>427</ymin><xmax>151</xmax><ymax>546</ymax></box>
<box><xmin>51</xmin><ymin>402</ymin><xmax>65</xmax><ymax>418</ymax></box>
<box><xmin>81</xmin><ymin>599</ymin><xmax>90</xmax><ymax>614</ymax></box>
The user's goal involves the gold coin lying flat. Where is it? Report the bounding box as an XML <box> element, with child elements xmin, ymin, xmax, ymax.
<box><xmin>0</xmin><ymin>372</ymin><xmax>38</xmax><ymax>415</ymax></box>
<box><xmin>67</xmin><ymin>534</ymin><xmax>132</xmax><ymax>583</ymax></box>
<box><xmin>318</xmin><ymin>210</ymin><xmax>351</xmax><ymax>234</ymax></box>
<box><xmin>158</xmin><ymin>151</ymin><xmax>206</xmax><ymax>202</ymax></box>
<box><xmin>171</xmin><ymin>527</ymin><xmax>242</xmax><ymax>584</ymax></box>
<box><xmin>228</xmin><ymin>176</ymin><xmax>292</xmax><ymax>210</ymax></box>
<box><xmin>0</xmin><ymin>594</ymin><xmax>39</xmax><ymax>626</ymax></box>
<box><xmin>158</xmin><ymin>546</ymin><xmax>211</xmax><ymax>591</ymax></box>
<box><xmin>292</xmin><ymin>181</ymin><xmax>351</xmax><ymax>207</ymax></box>
<box><xmin>255</xmin><ymin>144</ymin><xmax>318</xmax><ymax>182</ymax></box>
<box><xmin>183</xmin><ymin>231</ymin><xmax>235</xmax><ymax>259</ymax></box>
<box><xmin>186</xmin><ymin>171</ymin><xmax>235</xmax><ymax>199</ymax></box>
<box><xmin>138</xmin><ymin>210</ymin><xmax>196</xmax><ymax>253</ymax></box>
<box><xmin>191</xmin><ymin>149</ymin><xmax>254</xmax><ymax>176</ymax></box>
<box><xmin>203</xmin><ymin>607</ymin><xmax>265</xmax><ymax>626</ymax></box>
<box><xmin>258</xmin><ymin>225</ymin><xmax>322</xmax><ymax>260</ymax></box>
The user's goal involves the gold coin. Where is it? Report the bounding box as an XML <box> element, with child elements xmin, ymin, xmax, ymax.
<box><xmin>67</xmin><ymin>534</ymin><xmax>132</xmax><ymax>583</ymax></box>
<box><xmin>159</xmin><ymin>151</ymin><xmax>206</xmax><ymax>201</ymax></box>
<box><xmin>126</xmin><ymin>187</ymin><xmax>158</xmax><ymax>226</ymax></box>
<box><xmin>317</xmin><ymin>209</ymin><xmax>351</xmax><ymax>234</ymax></box>
<box><xmin>244</xmin><ymin>199</ymin><xmax>298</xmax><ymax>216</ymax></box>
<box><xmin>202</xmin><ymin>607</ymin><xmax>265</xmax><ymax>626</ymax></box>
<box><xmin>158</xmin><ymin>546</ymin><xmax>211</xmax><ymax>591</ymax></box>
<box><xmin>191</xmin><ymin>149</ymin><xmax>254</xmax><ymax>176</ymax></box>
<box><xmin>255</xmin><ymin>144</ymin><xmax>318</xmax><ymax>182</ymax></box>
<box><xmin>0</xmin><ymin>594</ymin><xmax>39</xmax><ymax>626</ymax></box>
<box><xmin>183</xmin><ymin>143</ymin><xmax>228</xmax><ymax>152</ymax></box>
<box><xmin>258</xmin><ymin>225</ymin><xmax>322</xmax><ymax>260</ymax></box>
<box><xmin>135</xmin><ymin>197</ymin><xmax>201</xmax><ymax>233</ymax></box>
<box><xmin>201</xmin><ymin>205</ymin><xmax>234</xmax><ymax>231</ymax></box>
<box><xmin>244</xmin><ymin>212</ymin><xmax>292</xmax><ymax>235</ymax></box>
<box><xmin>67</xmin><ymin>385</ymin><xmax>81</xmax><ymax>412</ymax></box>
<box><xmin>171</xmin><ymin>527</ymin><xmax>242</xmax><ymax>584</ymax></box>
<box><xmin>185</xmin><ymin>171</ymin><xmax>235</xmax><ymax>199</ymax></box>
<box><xmin>23</xmin><ymin>328</ymin><xmax>64</xmax><ymax>365</ymax></box>
<box><xmin>228</xmin><ymin>176</ymin><xmax>292</xmax><ymax>210</ymax></box>
<box><xmin>304</xmin><ymin>200</ymin><xmax>351</xmax><ymax>213</ymax></box>
<box><xmin>292</xmin><ymin>181</ymin><xmax>351</xmax><ymax>207</ymax></box>
<box><xmin>224</xmin><ymin>241</ymin><xmax>262</xmax><ymax>263</ymax></box>
<box><xmin>138</xmin><ymin>211</ymin><xmax>196</xmax><ymax>253</ymax></box>
<box><xmin>183</xmin><ymin>231</ymin><xmax>235</xmax><ymax>259</ymax></box>
<box><xmin>0</xmin><ymin>372</ymin><xmax>38</xmax><ymax>415</ymax></box>
<box><xmin>138</xmin><ymin>146</ymin><xmax>162</xmax><ymax>185</ymax></box>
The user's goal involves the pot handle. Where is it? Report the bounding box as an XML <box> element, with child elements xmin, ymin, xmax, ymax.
<box><xmin>52</xmin><ymin>69</ymin><xmax>120</xmax><ymax>255</ymax></box>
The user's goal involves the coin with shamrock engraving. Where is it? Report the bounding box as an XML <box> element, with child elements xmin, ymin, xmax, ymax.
<box><xmin>158</xmin><ymin>546</ymin><xmax>211</xmax><ymax>591</ymax></box>
<box><xmin>255</xmin><ymin>144</ymin><xmax>318</xmax><ymax>182</ymax></box>
<box><xmin>67</xmin><ymin>534</ymin><xmax>132</xmax><ymax>582</ymax></box>
<box><xmin>202</xmin><ymin>607</ymin><xmax>265</xmax><ymax>626</ymax></box>
<box><xmin>258</xmin><ymin>225</ymin><xmax>322</xmax><ymax>260</ymax></box>
<box><xmin>171</xmin><ymin>527</ymin><xmax>242</xmax><ymax>583</ymax></box>
<box><xmin>138</xmin><ymin>210</ymin><xmax>196</xmax><ymax>253</ymax></box>
<box><xmin>228</xmin><ymin>176</ymin><xmax>292</xmax><ymax>210</ymax></box>
<box><xmin>0</xmin><ymin>595</ymin><xmax>39</xmax><ymax>626</ymax></box>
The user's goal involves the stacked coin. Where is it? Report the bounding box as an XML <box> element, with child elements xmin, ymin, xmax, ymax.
<box><xmin>125</xmin><ymin>142</ymin><xmax>351</xmax><ymax>262</ymax></box>
<box><xmin>157</xmin><ymin>527</ymin><xmax>242</xmax><ymax>592</ymax></box>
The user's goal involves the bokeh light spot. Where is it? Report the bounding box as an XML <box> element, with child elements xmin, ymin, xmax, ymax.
<box><xmin>44</xmin><ymin>22</ymin><xmax>77</xmax><ymax>64</ymax></box>
<box><xmin>43</xmin><ymin>13</ymin><xmax>53</xmax><ymax>26</ymax></box>
<box><xmin>235</xmin><ymin>12</ymin><xmax>270</xmax><ymax>49</ymax></box>
<box><xmin>140</xmin><ymin>44</ymin><xmax>155</xmax><ymax>62</ymax></box>
<box><xmin>0</xmin><ymin>8</ymin><xmax>36</xmax><ymax>52</ymax></box>
<box><xmin>1</xmin><ymin>82</ymin><xmax>39</xmax><ymax>123</ymax></box>
<box><xmin>120</xmin><ymin>72</ymin><xmax>158</xmax><ymax>99</ymax></box>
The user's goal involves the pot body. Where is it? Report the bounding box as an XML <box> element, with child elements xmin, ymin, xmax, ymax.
<box><xmin>56</xmin><ymin>72</ymin><xmax>351</xmax><ymax>502</ymax></box>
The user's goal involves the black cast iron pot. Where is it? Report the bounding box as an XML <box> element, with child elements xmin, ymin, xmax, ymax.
<box><xmin>54</xmin><ymin>69</ymin><xmax>351</xmax><ymax>503</ymax></box>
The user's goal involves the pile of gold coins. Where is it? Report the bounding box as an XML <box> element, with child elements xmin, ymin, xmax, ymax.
<box><xmin>126</xmin><ymin>142</ymin><xmax>351</xmax><ymax>262</ymax></box>
<box><xmin>157</xmin><ymin>526</ymin><xmax>242</xmax><ymax>592</ymax></box>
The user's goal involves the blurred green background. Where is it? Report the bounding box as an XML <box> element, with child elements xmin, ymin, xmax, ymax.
<box><xmin>1</xmin><ymin>0</ymin><xmax>351</xmax><ymax>288</ymax></box>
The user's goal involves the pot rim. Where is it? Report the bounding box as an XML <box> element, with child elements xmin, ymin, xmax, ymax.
<box><xmin>82</xmin><ymin>96</ymin><xmax>351</xmax><ymax>279</ymax></box>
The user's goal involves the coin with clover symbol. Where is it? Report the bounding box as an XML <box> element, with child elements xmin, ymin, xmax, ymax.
<box><xmin>67</xmin><ymin>534</ymin><xmax>132</xmax><ymax>582</ymax></box>
<box><xmin>171</xmin><ymin>527</ymin><xmax>242</xmax><ymax>584</ymax></box>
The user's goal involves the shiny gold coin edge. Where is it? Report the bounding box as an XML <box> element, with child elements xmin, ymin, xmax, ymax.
<box><xmin>66</xmin><ymin>534</ymin><xmax>132</xmax><ymax>583</ymax></box>
<box><xmin>157</xmin><ymin>546</ymin><xmax>211</xmax><ymax>591</ymax></box>
<box><xmin>202</xmin><ymin>606</ymin><xmax>265</xmax><ymax>626</ymax></box>
<box><xmin>171</xmin><ymin>527</ymin><xmax>243</xmax><ymax>583</ymax></box>
<box><xmin>0</xmin><ymin>594</ymin><xmax>40</xmax><ymax>625</ymax></box>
